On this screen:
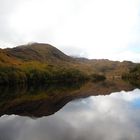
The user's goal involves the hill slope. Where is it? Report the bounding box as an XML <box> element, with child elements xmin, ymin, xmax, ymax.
<box><xmin>0</xmin><ymin>42</ymin><xmax>137</xmax><ymax>85</ymax></box>
<box><xmin>5</xmin><ymin>43</ymin><xmax>73</xmax><ymax>63</ymax></box>
<box><xmin>0</xmin><ymin>48</ymin><xmax>22</xmax><ymax>66</ymax></box>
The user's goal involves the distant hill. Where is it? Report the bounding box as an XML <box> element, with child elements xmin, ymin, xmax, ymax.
<box><xmin>0</xmin><ymin>42</ymin><xmax>138</xmax><ymax>85</ymax></box>
<box><xmin>5</xmin><ymin>43</ymin><xmax>73</xmax><ymax>63</ymax></box>
<box><xmin>0</xmin><ymin>43</ymin><xmax>137</xmax><ymax>72</ymax></box>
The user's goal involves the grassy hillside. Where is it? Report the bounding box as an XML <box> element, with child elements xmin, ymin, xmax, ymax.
<box><xmin>0</xmin><ymin>43</ymin><xmax>137</xmax><ymax>85</ymax></box>
<box><xmin>0</xmin><ymin>49</ymin><xmax>21</xmax><ymax>65</ymax></box>
<box><xmin>0</xmin><ymin>43</ymin><xmax>88</xmax><ymax>85</ymax></box>
<box><xmin>5</xmin><ymin>43</ymin><xmax>73</xmax><ymax>63</ymax></box>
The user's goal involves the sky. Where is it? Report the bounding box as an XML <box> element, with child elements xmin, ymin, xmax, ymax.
<box><xmin>0</xmin><ymin>0</ymin><xmax>140</xmax><ymax>62</ymax></box>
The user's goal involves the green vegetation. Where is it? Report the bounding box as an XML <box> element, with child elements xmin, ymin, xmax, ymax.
<box><xmin>0</xmin><ymin>64</ymin><xmax>88</xmax><ymax>85</ymax></box>
<box><xmin>0</xmin><ymin>66</ymin><xmax>26</xmax><ymax>84</ymax></box>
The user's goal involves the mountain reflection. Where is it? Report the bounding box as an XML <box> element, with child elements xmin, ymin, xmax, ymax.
<box><xmin>0</xmin><ymin>80</ymin><xmax>135</xmax><ymax>117</ymax></box>
<box><xmin>0</xmin><ymin>89</ymin><xmax>140</xmax><ymax>140</ymax></box>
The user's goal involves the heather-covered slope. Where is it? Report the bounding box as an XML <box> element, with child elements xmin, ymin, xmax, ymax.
<box><xmin>0</xmin><ymin>43</ymin><xmax>137</xmax><ymax>85</ymax></box>
<box><xmin>5</xmin><ymin>43</ymin><xmax>73</xmax><ymax>63</ymax></box>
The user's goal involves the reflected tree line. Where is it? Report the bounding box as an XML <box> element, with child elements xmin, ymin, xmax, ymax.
<box><xmin>122</xmin><ymin>64</ymin><xmax>140</xmax><ymax>87</ymax></box>
<box><xmin>0</xmin><ymin>79</ymin><xmax>135</xmax><ymax>117</ymax></box>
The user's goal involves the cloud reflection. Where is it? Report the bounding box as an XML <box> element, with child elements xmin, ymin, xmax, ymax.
<box><xmin>0</xmin><ymin>89</ymin><xmax>140</xmax><ymax>140</ymax></box>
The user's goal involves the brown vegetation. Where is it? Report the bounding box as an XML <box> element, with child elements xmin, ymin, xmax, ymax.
<box><xmin>0</xmin><ymin>43</ymin><xmax>137</xmax><ymax>85</ymax></box>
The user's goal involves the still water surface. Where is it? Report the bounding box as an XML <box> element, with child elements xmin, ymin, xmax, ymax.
<box><xmin>0</xmin><ymin>89</ymin><xmax>140</xmax><ymax>140</ymax></box>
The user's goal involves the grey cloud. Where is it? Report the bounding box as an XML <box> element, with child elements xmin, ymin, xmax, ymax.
<box><xmin>0</xmin><ymin>0</ymin><xmax>140</xmax><ymax>62</ymax></box>
<box><xmin>0</xmin><ymin>0</ymin><xmax>23</xmax><ymax>45</ymax></box>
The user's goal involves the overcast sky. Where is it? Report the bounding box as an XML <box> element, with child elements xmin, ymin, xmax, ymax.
<box><xmin>0</xmin><ymin>0</ymin><xmax>140</xmax><ymax>62</ymax></box>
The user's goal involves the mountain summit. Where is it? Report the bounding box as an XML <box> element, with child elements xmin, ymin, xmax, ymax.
<box><xmin>5</xmin><ymin>43</ymin><xmax>72</xmax><ymax>62</ymax></box>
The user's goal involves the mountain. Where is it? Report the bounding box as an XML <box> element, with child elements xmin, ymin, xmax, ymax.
<box><xmin>5</xmin><ymin>43</ymin><xmax>73</xmax><ymax>63</ymax></box>
<box><xmin>0</xmin><ymin>48</ymin><xmax>21</xmax><ymax>65</ymax></box>
<box><xmin>0</xmin><ymin>42</ymin><xmax>137</xmax><ymax>85</ymax></box>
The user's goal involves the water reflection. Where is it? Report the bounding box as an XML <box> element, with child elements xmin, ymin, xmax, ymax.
<box><xmin>0</xmin><ymin>80</ymin><xmax>134</xmax><ymax>117</ymax></box>
<box><xmin>0</xmin><ymin>89</ymin><xmax>140</xmax><ymax>140</ymax></box>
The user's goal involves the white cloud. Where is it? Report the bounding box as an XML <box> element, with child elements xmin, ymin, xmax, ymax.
<box><xmin>0</xmin><ymin>0</ymin><xmax>140</xmax><ymax>61</ymax></box>
<box><xmin>113</xmin><ymin>50</ymin><xmax>140</xmax><ymax>62</ymax></box>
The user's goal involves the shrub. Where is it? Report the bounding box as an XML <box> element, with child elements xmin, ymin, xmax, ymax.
<box><xmin>90</xmin><ymin>73</ymin><xmax>106</xmax><ymax>82</ymax></box>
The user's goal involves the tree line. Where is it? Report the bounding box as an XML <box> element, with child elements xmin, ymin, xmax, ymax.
<box><xmin>0</xmin><ymin>64</ymin><xmax>107</xmax><ymax>85</ymax></box>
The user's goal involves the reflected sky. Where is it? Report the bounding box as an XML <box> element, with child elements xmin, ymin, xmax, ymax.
<box><xmin>0</xmin><ymin>89</ymin><xmax>140</xmax><ymax>140</ymax></box>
